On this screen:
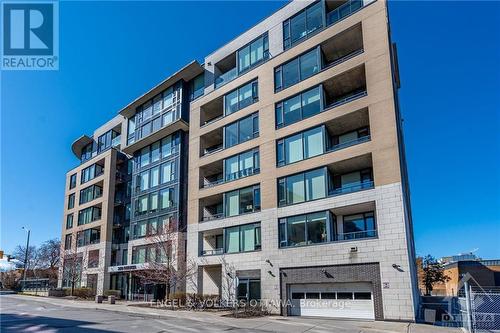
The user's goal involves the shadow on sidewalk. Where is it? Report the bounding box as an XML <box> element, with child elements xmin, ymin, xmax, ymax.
<box><xmin>0</xmin><ymin>313</ymin><xmax>118</xmax><ymax>333</ymax></box>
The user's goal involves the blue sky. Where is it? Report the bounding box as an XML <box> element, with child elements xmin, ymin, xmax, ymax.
<box><xmin>1</xmin><ymin>1</ymin><xmax>499</xmax><ymax>260</ymax></box>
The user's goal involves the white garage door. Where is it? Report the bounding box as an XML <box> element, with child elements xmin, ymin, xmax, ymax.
<box><xmin>289</xmin><ymin>282</ymin><xmax>374</xmax><ymax>319</ymax></box>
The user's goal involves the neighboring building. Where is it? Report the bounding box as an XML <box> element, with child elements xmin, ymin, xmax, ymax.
<box><xmin>59</xmin><ymin>0</ymin><xmax>418</xmax><ymax>321</ymax></box>
<box><xmin>186</xmin><ymin>0</ymin><xmax>418</xmax><ymax>321</ymax></box>
<box><xmin>440</xmin><ymin>252</ymin><xmax>481</xmax><ymax>265</ymax></box>
<box><xmin>59</xmin><ymin>64</ymin><xmax>204</xmax><ymax>299</ymax></box>
<box><xmin>437</xmin><ymin>260</ymin><xmax>500</xmax><ymax>296</ymax></box>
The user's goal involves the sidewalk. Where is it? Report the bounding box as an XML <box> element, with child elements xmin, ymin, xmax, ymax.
<box><xmin>4</xmin><ymin>294</ymin><xmax>463</xmax><ymax>333</ymax></box>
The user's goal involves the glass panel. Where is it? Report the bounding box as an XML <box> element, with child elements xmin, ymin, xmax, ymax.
<box><xmin>239</xmin><ymin>150</ymin><xmax>254</xmax><ymax>176</ymax></box>
<box><xmin>238</xmin><ymin>83</ymin><xmax>253</xmax><ymax>110</ymax></box>
<box><xmin>250</xmin><ymin>37</ymin><xmax>264</xmax><ymax>66</ymax></box>
<box><xmin>224</xmin><ymin>122</ymin><xmax>239</xmax><ymax>148</ymax></box>
<box><xmin>307</xmin><ymin>212</ymin><xmax>327</xmax><ymax>244</ymax></box>
<box><xmin>151</xmin><ymin>142</ymin><xmax>160</xmax><ymax>163</ymax></box>
<box><xmin>153</xmin><ymin>95</ymin><xmax>162</xmax><ymax>114</ymax></box>
<box><xmin>225</xmin><ymin>190</ymin><xmax>239</xmax><ymax>217</ymax></box>
<box><xmin>150</xmin><ymin>166</ymin><xmax>159</xmax><ymax>187</ymax></box>
<box><xmin>159</xmin><ymin>189</ymin><xmax>171</xmax><ymax>209</ymax></box>
<box><xmin>300</xmin><ymin>48</ymin><xmax>319</xmax><ymax>81</ymax></box>
<box><xmin>225</xmin><ymin>90</ymin><xmax>239</xmax><ymax>115</ymax></box>
<box><xmin>225</xmin><ymin>226</ymin><xmax>240</xmax><ymax>253</ymax></box>
<box><xmin>339</xmin><ymin>131</ymin><xmax>359</xmax><ymax>144</ymax></box>
<box><xmin>163</xmin><ymin>87</ymin><xmax>173</xmax><ymax>108</ymax></box>
<box><xmin>142</xmin><ymin>102</ymin><xmax>152</xmax><ymax>121</ymax></box>
<box><xmin>287</xmin><ymin>215</ymin><xmax>306</xmax><ymax>246</ymax></box>
<box><xmin>290</xmin><ymin>11</ymin><xmax>306</xmax><ymax>44</ymax></box>
<box><xmin>150</xmin><ymin>193</ymin><xmax>158</xmax><ymax>211</ymax></box>
<box><xmin>304</xmin><ymin>126</ymin><xmax>324</xmax><ymax>158</ymax></box>
<box><xmin>343</xmin><ymin>214</ymin><xmax>365</xmax><ymax>233</ymax></box>
<box><xmin>241</xmin><ymin>224</ymin><xmax>256</xmax><ymax>251</ymax></box>
<box><xmin>283</xmin><ymin>95</ymin><xmax>302</xmax><ymax>125</ymax></box>
<box><xmin>282</xmin><ymin>58</ymin><xmax>299</xmax><ymax>89</ymax></box>
<box><xmin>306</xmin><ymin>2</ymin><xmax>323</xmax><ymax>34</ymax></box>
<box><xmin>285</xmin><ymin>133</ymin><xmax>304</xmax><ymax>164</ymax></box>
<box><xmin>161</xmin><ymin>162</ymin><xmax>172</xmax><ymax>183</ymax></box>
<box><xmin>354</xmin><ymin>292</ymin><xmax>372</xmax><ymax>300</ymax></box>
<box><xmin>341</xmin><ymin>171</ymin><xmax>361</xmax><ymax>186</ymax></box>
<box><xmin>140</xmin><ymin>171</ymin><xmax>149</xmax><ymax>191</ymax></box>
<box><xmin>140</xmin><ymin>147</ymin><xmax>150</xmax><ymax>168</ymax></box>
<box><xmin>139</xmin><ymin>195</ymin><xmax>148</xmax><ymax>213</ymax></box>
<box><xmin>224</xmin><ymin>155</ymin><xmax>239</xmax><ymax>181</ymax></box>
<box><xmin>249</xmin><ymin>280</ymin><xmax>261</xmax><ymax>300</ymax></box>
<box><xmin>301</xmin><ymin>87</ymin><xmax>321</xmax><ymax>119</ymax></box>
<box><xmin>162</xmin><ymin>111</ymin><xmax>174</xmax><ymax>126</ymax></box>
<box><xmin>305</xmin><ymin>168</ymin><xmax>326</xmax><ymax>201</ymax></box>
<box><xmin>287</xmin><ymin>174</ymin><xmax>305</xmax><ymax>204</ymax></box>
<box><xmin>161</xmin><ymin>136</ymin><xmax>172</xmax><ymax>157</ymax></box>
<box><xmin>239</xmin><ymin>187</ymin><xmax>254</xmax><ymax>214</ymax></box>
<box><xmin>238</xmin><ymin>45</ymin><xmax>250</xmax><ymax>73</ymax></box>
<box><xmin>238</xmin><ymin>116</ymin><xmax>253</xmax><ymax>143</ymax></box>
<box><xmin>337</xmin><ymin>292</ymin><xmax>353</xmax><ymax>299</ymax></box>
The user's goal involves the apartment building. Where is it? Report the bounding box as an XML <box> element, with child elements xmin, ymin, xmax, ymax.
<box><xmin>186</xmin><ymin>0</ymin><xmax>418</xmax><ymax>321</ymax></box>
<box><xmin>59</xmin><ymin>0</ymin><xmax>418</xmax><ymax>321</ymax></box>
<box><xmin>59</xmin><ymin>64</ymin><xmax>204</xmax><ymax>300</ymax></box>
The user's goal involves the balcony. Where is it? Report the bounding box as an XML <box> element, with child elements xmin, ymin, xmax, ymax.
<box><xmin>200</xmin><ymin>127</ymin><xmax>223</xmax><ymax>157</ymax></box>
<box><xmin>278</xmin><ymin>153</ymin><xmax>373</xmax><ymax>207</ymax></box>
<box><xmin>200</xmin><ymin>229</ymin><xmax>224</xmax><ymax>256</ymax></box>
<box><xmin>215</xmin><ymin>67</ymin><xmax>237</xmax><ymax>89</ymax></box>
<box><xmin>331</xmin><ymin>201</ymin><xmax>377</xmax><ymax>242</ymax></box>
<box><xmin>200</xmin><ymin>95</ymin><xmax>224</xmax><ymax>126</ymax></box>
<box><xmin>323</xmin><ymin>64</ymin><xmax>366</xmax><ymax>110</ymax></box>
<box><xmin>200</xmin><ymin>149</ymin><xmax>260</xmax><ymax>188</ymax></box>
<box><xmin>326</xmin><ymin>0</ymin><xmax>363</xmax><ymax>26</ymax></box>
<box><xmin>199</xmin><ymin>185</ymin><xmax>261</xmax><ymax>222</ymax></box>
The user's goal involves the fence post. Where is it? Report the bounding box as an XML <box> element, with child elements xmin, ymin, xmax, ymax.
<box><xmin>464</xmin><ymin>281</ymin><xmax>473</xmax><ymax>333</ymax></box>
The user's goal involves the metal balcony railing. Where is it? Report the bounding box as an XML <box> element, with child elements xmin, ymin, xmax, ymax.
<box><xmin>327</xmin><ymin>90</ymin><xmax>367</xmax><ymax>110</ymax></box>
<box><xmin>202</xmin><ymin>212</ymin><xmax>225</xmax><ymax>222</ymax></box>
<box><xmin>327</xmin><ymin>0</ymin><xmax>363</xmax><ymax>26</ymax></box>
<box><xmin>336</xmin><ymin>229</ymin><xmax>377</xmax><ymax>241</ymax></box>
<box><xmin>327</xmin><ymin>135</ymin><xmax>370</xmax><ymax>153</ymax></box>
<box><xmin>329</xmin><ymin>180</ymin><xmax>374</xmax><ymax>196</ymax></box>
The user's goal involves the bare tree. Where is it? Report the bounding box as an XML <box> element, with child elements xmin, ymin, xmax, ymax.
<box><xmin>38</xmin><ymin>239</ymin><xmax>61</xmax><ymax>269</ymax></box>
<box><xmin>60</xmin><ymin>233</ymin><xmax>85</xmax><ymax>296</ymax></box>
<box><xmin>12</xmin><ymin>244</ymin><xmax>39</xmax><ymax>279</ymax></box>
<box><xmin>134</xmin><ymin>221</ymin><xmax>195</xmax><ymax>300</ymax></box>
<box><xmin>220</xmin><ymin>255</ymin><xmax>237</xmax><ymax>308</ymax></box>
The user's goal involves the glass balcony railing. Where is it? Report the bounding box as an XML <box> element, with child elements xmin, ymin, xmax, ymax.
<box><xmin>215</xmin><ymin>67</ymin><xmax>238</xmax><ymax>88</ymax></box>
<box><xmin>336</xmin><ymin>229</ymin><xmax>377</xmax><ymax>241</ymax></box>
<box><xmin>327</xmin><ymin>0</ymin><xmax>363</xmax><ymax>26</ymax></box>
<box><xmin>327</xmin><ymin>135</ymin><xmax>370</xmax><ymax>153</ymax></box>
<box><xmin>201</xmin><ymin>248</ymin><xmax>224</xmax><ymax>256</ymax></box>
<box><xmin>111</xmin><ymin>135</ymin><xmax>121</xmax><ymax>147</ymax></box>
<box><xmin>329</xmin><ymin>180</ymin><xmax>374</xmax><ymax>196</ymax></box>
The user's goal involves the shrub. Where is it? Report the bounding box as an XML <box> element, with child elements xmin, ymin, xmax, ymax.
<box><xmin>168</xmin><ymin>291</ymin><xmax>186</xmax><ymax>302</ymax></box>
<box><xmin>67</xmin><ymin>287</ymin><xmax>94</xmax><ymax>299</ymax></box>
<box><xmin>104</xmin><ymin>290</ymin><xmax>121</xmax><ymax>298</ymax></box>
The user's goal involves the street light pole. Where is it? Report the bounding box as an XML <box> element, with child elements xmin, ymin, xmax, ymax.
<box><xmin>22</xmin><ymin>227</ymin><xmax>31</xmax><ymax>289</ymax></box>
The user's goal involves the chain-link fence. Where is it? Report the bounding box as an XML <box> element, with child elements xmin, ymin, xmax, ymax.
<box><xmin>471</xmin><ymin>291</ymin><xmax>500</xmax><ymax>332</ymax></box>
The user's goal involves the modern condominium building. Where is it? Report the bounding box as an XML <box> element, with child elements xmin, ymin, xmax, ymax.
<box><xmin>186</xmin><ymin>0</ymin><xmax>418</xmax><ymax>321</ymax></box>
<box><xmin>59</xmin><ymin>0</ymin><xmax>418</xmax><ymax>321</ymax></box>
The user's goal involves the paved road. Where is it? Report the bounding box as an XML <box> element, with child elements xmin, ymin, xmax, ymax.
<box><xmin>0</xmin><ymin>294</ymin><xmax>462</xmax><ymax>333</ymax></box>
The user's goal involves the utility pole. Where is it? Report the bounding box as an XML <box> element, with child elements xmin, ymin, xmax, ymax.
<box><xmin>22</xmin><ymin>227</ymin><xmax>31</xmax><ymax>289</ymax></box>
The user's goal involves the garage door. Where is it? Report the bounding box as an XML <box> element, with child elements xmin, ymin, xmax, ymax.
<box><xmin>289</xmin><ymin>282</ymin><xmax>374</xmax><ymax>319</ymax></box>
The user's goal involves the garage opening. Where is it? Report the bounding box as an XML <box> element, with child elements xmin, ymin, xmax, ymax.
<box><xmin>288</xmin><ymin>282</ymin><xmax>374</xmax><ymax>319</ymax></box>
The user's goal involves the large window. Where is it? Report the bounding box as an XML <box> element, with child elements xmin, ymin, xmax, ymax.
<box><xmin>275</xmin><ymin>86</ymin><xmax>322</xmax><ymax>128</ymax></box>
<box><xmin>135</xmin><ymin>187</ymin><xmax>176</xmax><ymax>217</ymax></box>
<box><xmin>190</xmin><ymin>74</ymin><xmax>205</xmax><ymax>101</ymax></box>
<box><xmin>135</xmin><ymin>133</ymin><xmax>179</xmax><ymax>170</ymax></box>
<box><xmin>342</xmin><ymin>212</ymin><xmax>376</xmax><ymax>240</ymax></box>
<box><xmin>81</xmin><ymin>163</ymin><xmax>104</xmax><ymax>184</ymax></box>
<box><xmin>332</xmin><ymin>169</ymin><xmax>373</xmax><ymax>195</ymax></box>
<box><xmin>76</xmin><ymin>227</ymin><xmax>100</xmax><ymax>247</ymax></box>
<box><xmin>97</xmin><ymin>130</ymin><xmax>119</xmax><ymax>153</ymax></box>
<box><xmin>224</xmin><ymin>80</ymin><xmax>258</xmax><ymax>115</ymax></box>
<box><xmin>224</xmin><ymin>113</ymin><xmax>259</xmax><ymax>148</ymax></box>
<box><xmin>69</xmin><ymin>174</ymin><xmax>77</xmax><ymax>189</ymax></box>
<box><xmin>275</xmin><ymin>47</ymin><xmax>320</xmax><ymax>91</ymax></box>
<box><xmin>283</xmin><ymin>1</ymin><xmax>324</xmax><ymax>49</ymax></box>
<box><xmin>278</xmin><ymin>168</ymin><xmax>327</xmax><ymax>206</ymax></box>
<box><xmin>279</xmin><ymin>211</ymin><xmax>329</xmax><ymax>247</ymax></box>
<box><xmin>238</xmin><ymin>33</ymin><xmax>269</xmax><ymax>74</ymax></box>
<box><xmin>277</xmin><ymin>126</ymin><xmax>324</xmax><ymax>166</ymax></box>
<box><xmin>66</xmin><ymin>214</ymin><xmax>73</xmax><ymax>229</ymax></box>
<box><xmin>129</xmin><ymin>84</ymin><xmax>180</xmax><ymax>143</ymax></box>
<box><xmin>79</xmin><ymin>185</ymin><xmax>103</xmax><ymax>204</ymax></box>
<box><xmin>224</xmin><ymin>185</ymin><xmax>261</xmax><ymax>217</ymax></box>
<box><xmin>64</xmin><ymin>234</ymin><xmax>72</xmax><ymax>250</ymax></box>
<box><xmin>132</xmin><ymin>243</ymin><xmax>169</xmax><ymax>264</ymax></box>
<box><xmin>224</xmin><ymin>222</ymin><xmax>261</xmax><ymax>253</ymax></box>
<box><xmin>78</xmin><ymin>206</ymin><xmax>102</xmax><ymax>226</ymax></box>
<box><xmin>132</xmin><ymin>215</ymin><xmax>173</xmax><ymax>239</ymax></box>
<box><xmin>67</xmin><ymin>193</ymin><xmax>75</xmax><ymax>209</ymax></box>
<box><xmin>224</xmin><ymin>149</ymin><xmax>260</xmax><ymax>182</ymax></box>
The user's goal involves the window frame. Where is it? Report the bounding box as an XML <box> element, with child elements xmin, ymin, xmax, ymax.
<box><xmin>275</xmin><ymin>46</ymin><xmax>321</xmax><ymax>92</ymax></box>
<box><xmin>223</xmin><ymin>80</ymin><xmax>259</xmax><ymax>116</ymax></box>
<box><xmin>275</xmin><ymin>85</ymin><xmax>323</xmax><ymax>128</ymax></box>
